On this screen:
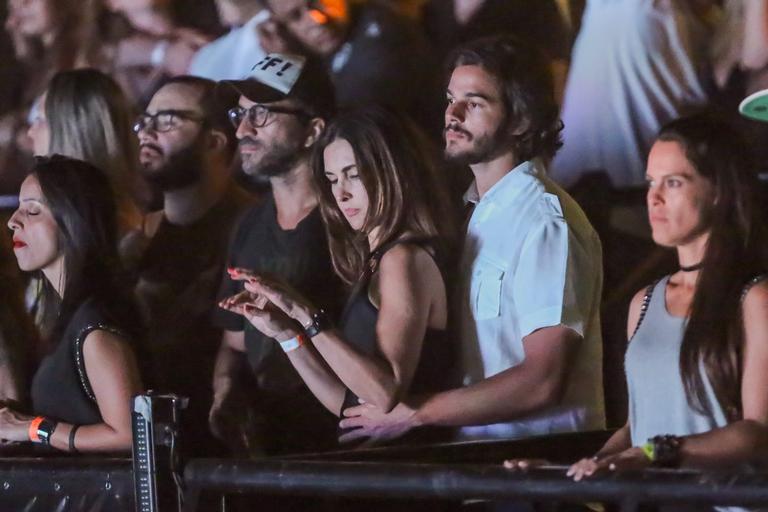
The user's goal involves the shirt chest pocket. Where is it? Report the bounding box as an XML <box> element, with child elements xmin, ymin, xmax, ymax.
<box><xmin>473</xmin><ymin>259</ymin><xmax>505</xmax><ymax>320</ymax></box>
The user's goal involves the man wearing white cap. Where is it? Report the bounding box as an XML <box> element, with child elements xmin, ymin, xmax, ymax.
<box><xmin>210</xmin><ymin>53</ymin><xmax>344</xmax><ymax>456</ymax></box>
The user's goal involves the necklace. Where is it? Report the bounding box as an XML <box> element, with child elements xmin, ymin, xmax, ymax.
<box><xmin>679</xmin><ymin>262</ymin><xmax>703</xmax><ymax>272</ymax></box>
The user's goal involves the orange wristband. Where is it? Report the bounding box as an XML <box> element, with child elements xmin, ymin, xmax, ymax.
<box><xmin>28</xmin><ymin>416</ymin><xmax>44</xmax><ymax>443</ymax></box>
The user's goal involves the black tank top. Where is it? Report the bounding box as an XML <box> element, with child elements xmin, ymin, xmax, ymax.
<box><xmin>338</xmin><ymin>236</ymin><xmax>457</xmax><ymax>445</ymax></box>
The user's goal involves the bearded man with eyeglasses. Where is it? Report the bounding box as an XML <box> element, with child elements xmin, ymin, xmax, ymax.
<box><xmin>130</xmin><ymin>75</ymin><xmax>253</xmax><ymax>458</ymax></box>
<box><xmin>209</xmin><ymin>53</ymin><xmax>343</xmax><ymax>457</ymax></box>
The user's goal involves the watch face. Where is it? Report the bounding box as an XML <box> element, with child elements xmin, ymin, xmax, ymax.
<box><xmin>739</xmin><ymin>89</ymin><xmax>768</xmax><ymax>122</ymax></box>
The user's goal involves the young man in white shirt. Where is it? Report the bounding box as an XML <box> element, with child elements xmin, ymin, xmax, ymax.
<box><xmin>340</xmin><ymin>35</ymin><xmax>605</xmax><ymax>443</ymax></box>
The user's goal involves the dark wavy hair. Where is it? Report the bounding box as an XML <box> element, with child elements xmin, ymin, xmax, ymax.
<box><xmin>656</xmin><ymin>112</ymin><xmax>768</xmax><ymax>422</ymax></box>
<box><xmin>311</xmin><ymin>107</ymin><xmax>458</xmax><ymax>285</ymax></box>
<box><xmin>31</xmin><ymin>155</ymin><xmax>141</xmax><ymax>346</ymax></box>
<box><xmin>446</xmin><ymin>35</ymin><xmax>563</xmax><ymax>162</ymax></box>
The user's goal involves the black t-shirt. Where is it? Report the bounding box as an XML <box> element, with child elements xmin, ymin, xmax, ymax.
<box><xmin>134</xmin><ymin>187</ymin><xmax>251</xmax><ymax>455</ymax></box>
<box><xmin>213</xmin><ymin>195</ymin><xmax>343</xmax><ymax>455</ymax></box>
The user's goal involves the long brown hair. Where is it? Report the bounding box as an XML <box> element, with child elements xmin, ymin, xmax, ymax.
<box><xmin>45</xmin><ymin>68</ymin><xmax>141</xmax><ymax>232</ymax></box>
<box><xmin>311</xmin><ymin>107</ymin><xmax>458</xmax><ymax>285</ymax></box>
<box><xmin>656</xmin><ymin>112</ymin><xmax>768</xmax><ymax>422</ymax></box>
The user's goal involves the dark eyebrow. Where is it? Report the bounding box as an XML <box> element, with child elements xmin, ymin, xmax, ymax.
<box><xmin>445</xmin><ymin>89</ymin><xmax>492</xmax><ymax>102</ymax></box>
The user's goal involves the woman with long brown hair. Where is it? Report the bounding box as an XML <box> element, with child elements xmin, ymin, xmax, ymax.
<box><xmin>561</xmin><ymin>112</ymin><xmax>768</xmax><ymax>481</ymax></box>
<box><xmin>220</xmin><ymin>107</ymin><xmax>458</xmax><ymax>444</ymax></box>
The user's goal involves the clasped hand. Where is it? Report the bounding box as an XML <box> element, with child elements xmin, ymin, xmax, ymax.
<box><xmin>219</xmin><ymin>268</ymin><xmax>315</xmax><ymax>341</ymax></box>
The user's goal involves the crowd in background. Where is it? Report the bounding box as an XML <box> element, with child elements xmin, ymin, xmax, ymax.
<box><xmin>0</xmin><ymin>1</ymin><xmax>767</xmax><ymax>503</ymax></box>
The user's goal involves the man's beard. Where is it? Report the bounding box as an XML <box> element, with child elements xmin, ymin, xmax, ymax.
<box><xmin>444</xmin><ymin>122</ymin><xmax>510</xmax><ymax>167</ymax></box>
<box><xmin>140</xmin><ymin>137</ymin><xmax>204</xmax><ymax>192</ymax></box>
<box><xmin>239</xmin><ymin>136</ymin><xmax>305</xmax><ymax>179</ymax></box>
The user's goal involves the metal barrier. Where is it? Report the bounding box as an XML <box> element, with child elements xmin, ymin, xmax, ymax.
<box><xmin>0</xmin><ymin>399</ymin><xmax>766</xmax><ymax>512</ymax></box>
<box><xmin>0</xmin><ymin>455</ymin><xmax>133</xmax><ymax>511</ymax></box>
<box><xmin>182</xmin><ymin>459</ymin><xmax>768</xmax><ymax>511</ymax></box>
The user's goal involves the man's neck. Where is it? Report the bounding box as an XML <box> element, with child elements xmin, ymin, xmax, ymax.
<box><xmin>163</xmin><ymin>166</ymin><xmax>228</xmax><ymax>226</ymax></box>
<box><xmin>470</xmin><ymin>151</ymin><xmax>520</xmax><ymax>199</ymax></box>
<box><xmin>270</xmin><ymin>161</ymin><xmax>318</xmax><ymax>230</ymax></box>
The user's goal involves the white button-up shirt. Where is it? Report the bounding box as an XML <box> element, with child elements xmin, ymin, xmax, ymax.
<box><xmin>459</xmin><ymin>160</ymin><xmax>605</xmax><ymax>440</ymax></box>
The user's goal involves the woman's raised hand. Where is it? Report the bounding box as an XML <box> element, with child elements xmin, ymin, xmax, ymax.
<box><xmin>219</xmin><ymin>290</ymin><xmax>300</xmax><ymax>342</ymax></box>
<box><xmin>227</xmin><ymin>268</ymin><xmax>315</xmax><ymax>327</ymax></box>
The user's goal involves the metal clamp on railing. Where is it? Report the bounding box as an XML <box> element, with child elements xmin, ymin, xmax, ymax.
<box><xmin>132</xmin><ymin>393</ymin><xmax>188</xmax><ymax>512</ymax></box>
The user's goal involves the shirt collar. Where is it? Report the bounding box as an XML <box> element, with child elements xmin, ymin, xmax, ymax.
<box><xmin>463</xmin><ymin>159</ymin><xmax>541</xmax><ymax>206</ymax></box>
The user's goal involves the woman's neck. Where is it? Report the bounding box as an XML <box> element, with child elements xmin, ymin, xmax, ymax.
<box><xmin>42</xmin><ymin>255</ymin><xmax>66</xmax><ymax>298</ymax></box>
<box><xmin>675</xmin><ymin>232</ymin><xmax>709</xmax><ymax>287</ymax></box>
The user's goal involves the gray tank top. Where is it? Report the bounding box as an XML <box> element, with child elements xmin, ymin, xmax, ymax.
<box><xmin>626</xmin><ymin>275</ymin><xmax>727</xmax><ymax>447</ymax></box>
<box><xmin>627</xmin><ymin>276</ymin><xmax>767</xmax><ymax>512</ymax></box>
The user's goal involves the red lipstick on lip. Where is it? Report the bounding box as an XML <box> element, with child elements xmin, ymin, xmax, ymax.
<box><xmin>12</xmin><ymin>239</ymin><xmax>26</xmax><ymax>249</ymax></box>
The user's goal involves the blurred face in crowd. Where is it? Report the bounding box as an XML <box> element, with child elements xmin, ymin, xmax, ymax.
<box><xmin>105</xmin><ymin>0</ymin><xmax>170</xmax><ymax>14</ymax></box>
<box><xmin>233</xmin><ymin>94</ymin><xmax>309</xmax><ymax>178</ymax></box>
<box><xmin>266</xmin><ymin>0</ymin><xmax>349</xmax><ymax>57</ymax></box>
<box><xmin>7</xmin><ymin>0</ymin><xmax>56</xmax><ymax>37</ymax></box>
<box><xmin>7</xmin><ymin>174</ymin><xmax>62</xmax><ymax>274</ymax></box>
<box><xmin>444</xmin><ymin>65</ymin><xmax>510</xmax><ymax>166</ymax></box>
<box><xmin>28</xmin><ymin>93</ymin><xmax>50</xmax><ymax>156</ymax></box>
<box><xmin>323</xmin><ymin>137</ymin><xmax>369</xmax><ymax>231</ymax></box>
<box><xmin>646</xmin><ymin>140</ymin><xmax>715</xmax><ymax>248</ymax></box>
<box><xmin>135</xmin><ymin>82</ymin><xmax>208</xmax><ymax>191</ymax></box>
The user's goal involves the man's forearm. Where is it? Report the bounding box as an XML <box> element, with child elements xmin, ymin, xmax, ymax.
<box><xmin>212</xmin><ymin>339</ymin><xmax>245</xmax><ymax>400</ymax></box>
<box><xmin>414</xmin><ymin>363</ymin><xmax>563</xmax><ymax>428</ymax></box>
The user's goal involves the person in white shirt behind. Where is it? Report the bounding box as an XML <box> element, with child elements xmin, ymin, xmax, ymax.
<box><xmin>340</xmin><ymin>35</ymin><xmax>605</xmax><ymax>444</ymax></box>
<box><xmin>188</xmin><ymin>0</ymin><xmax>268</xmax><ymax>81</ymax></box>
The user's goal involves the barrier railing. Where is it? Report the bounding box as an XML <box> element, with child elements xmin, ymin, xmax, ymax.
<box><xmin>0</xmin><ymin>396</ymin><xmax>766</xmax><ymax>512</ymax></box>
<box><xmin>182</xmin><ymin>458</ymin><xmax>768</xmax><ymax>512</ymax></box>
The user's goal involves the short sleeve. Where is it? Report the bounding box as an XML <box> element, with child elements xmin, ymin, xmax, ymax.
<box><xmin>512</xmin><ymin>198</ymin><xmax>594</xmax><ymax>339</ymax></box>
<box><xmin>512</xmin><ymin>214</ymin><xmax>568</xmax><ymax>338</ymax></box>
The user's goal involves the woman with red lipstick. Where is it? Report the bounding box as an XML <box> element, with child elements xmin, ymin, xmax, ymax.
<box><xmin>3</xmin><ymin>156</ymin><xmax>144</xmax><ymax>453</ymax></box>
<box><xmin>221</xmin><ymin>107</ymin><xmax>458</xmax><ymax>445</ymax></box>
<box><xmin>558</xmin><ymin>113</ymin><xmax>768</xmax><ymax>485</ymax></box>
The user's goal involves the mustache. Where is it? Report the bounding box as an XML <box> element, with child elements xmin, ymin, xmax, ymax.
<box><xmin>140</xmin><ymin>142</ymin><xmax>163</xmax><ymax>155</ymax></box>
<box><xmin>444</xmin><ymin>123</ymin><xmax>472</xmax><ymax>138</ymax></box>
<box><xmin>238</xmin><ymin>137</ymin><xmax>263</xmax><ymax>149</ymax></box>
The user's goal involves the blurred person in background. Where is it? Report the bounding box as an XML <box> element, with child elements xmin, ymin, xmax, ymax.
<box><xmin>26</xmin><ymin>69</ymin><xmax>144</xmax><ymax>243</ymax></box>
<box><xmin>421</xmin><ymin>0</ymin><xmax>569</xmax><ymax>65</ymax></box>
<box><xmin>550</xmin><ymin>0</ymin><xmax>714</xmax><ymax>190</ymax></box>
<box><xmin>189</xmin><ymin>0</ymin><xmax>268</xmax><ymax>81</ymax></box>
<box><xmin>0</xmin><ymin>0</ymin><xmax>97</xmax><ymax>196</ymax></box>
<box><xmin>102</xmin><ymin>0</ymin><xmax>212</xmax><ymax>106</ymax></box>
<box><xmin>259</xmin><ymin>0</ymin><xmax>440</xmax><ymax>132</ymax></box>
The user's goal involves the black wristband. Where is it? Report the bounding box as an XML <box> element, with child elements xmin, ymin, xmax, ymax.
<box><xmin>69</xmin><ymin>425</ymin><xmax>80</xmax><ymax>453</ymax></box>
<box><xmin>650</xmin><ymin>434</ymin><xmax>682</xmax><ymax>467</ymax></box>
<box><xmin>303</xmin><ymin>309</ymin><xmax>332</xmax><ymax>338</ymax></box>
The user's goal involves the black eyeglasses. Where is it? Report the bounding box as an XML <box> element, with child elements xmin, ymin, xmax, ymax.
<box><xmin>227</xmin><ymin>104</ymin><xmax>311</xmax><ymax>129</ymax></box>
<box><xmin>133</xmin><ymin>109</ymin><xmax>206</xmax><ymax>134</ymax></box>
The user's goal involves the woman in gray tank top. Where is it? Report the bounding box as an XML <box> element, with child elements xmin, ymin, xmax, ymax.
<box><xmin>565</xmin><ymin>113</ymin><xmax>768</xmax><ymax>502</ymax></box>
